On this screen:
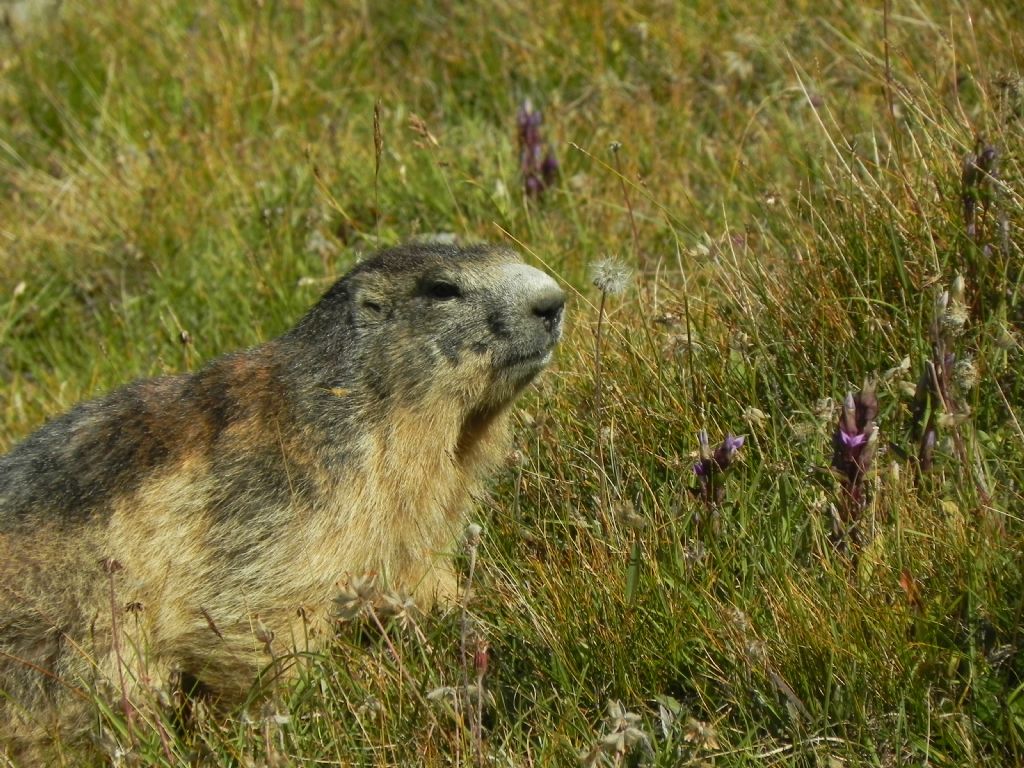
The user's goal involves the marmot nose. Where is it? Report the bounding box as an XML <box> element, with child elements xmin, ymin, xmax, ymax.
<box><xmin>531</xmin><ymin>290</ymin><xmax>565</xmax><ymax>333</ymax></box>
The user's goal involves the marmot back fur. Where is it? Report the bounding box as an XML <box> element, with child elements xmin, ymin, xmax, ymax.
<box><xmin>0</xmin><ymin>242</ymin><xmax>565</xmax><ymax>757</ymax></box>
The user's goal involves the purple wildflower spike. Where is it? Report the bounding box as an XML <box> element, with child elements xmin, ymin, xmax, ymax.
<box><xmin>830</xmin><ymin>384</ymin><xmax>878</xmax><ymax>545</ymax></box>
<box><xmin>692</xmin><ymin>431</ymin><xmax>746</xmax><ymax>507</ymax></box>
<box><xmin>517</xmin><ymin>99</ymin><xmax>558</xmax><ymax>197</ymax></box>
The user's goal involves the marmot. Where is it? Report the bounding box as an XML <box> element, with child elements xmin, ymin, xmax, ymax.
<box><xmin>0</xmin><ymin>242</ymin><xmax>565</xmax><ymax>757</ymax></box>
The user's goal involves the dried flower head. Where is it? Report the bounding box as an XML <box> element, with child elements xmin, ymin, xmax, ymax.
<box><xmin>305</xmin><ymin>229</ymin><xmax>338</xmax><ymax>259</ymax></box>
<box><xmin>994</xmin><ymin>71</ymin><xmax>1024</xmax><ymax>118</ymax></box>
<box><xmin>995</xmin><ymin>324</ymin><xmax>1019</xmax><ymax>352</ymax></box>
<box><xmin>334</xmin><ymin>574</ymin><xmax>379</xmax><ymax>621</ymax></box>
<box><xmin>474</xmin><ymin>638</ymin><xmax>490</xmax><ymax>677</ymax></box>
<box><xmin>252</xmin><ymin>615</ymin><xmax>276</xmax><ymax>656</ymax></box>
<box><xmin>941</xmin><ymin>293</ymin><xmax>970</xmax><ymax>335</ymax></box>
<box><xmin>579</xmin><ymin>700</ymin><xmax>654</xmax><ymax>765</ymax></box>
<box><xmin>605</xmin><ymin>700</ymin><xmax>641</xmax><ymax>732</ymax></box>
<box><xmin>915</xmin><ymin>272</ymin><xmax>976</xmax><ymax>475</ymax></box>
<box><xmin>356</xmin><ymin>696</ymin><xmax>385</xmax><ymax>720</ymax></box>
<box><xmin>954</xmin><ymin>357</ymin><xmax>978</xmax><ymax>391</ymax></box>
<box><xmin>743</xmin><ymin>406</ymin><xmax>768</xmax><ymax>427</ymax></box>
<box><xmin>683</xmin><ymin>717</ymin><xmax>721</xmax><ymax>751</ymax></box>
<box><xmin>613</xmin><ymin>500</ymin><xmax>647</xmax><ymax>530</ymax></box>
<box><xmin>377</xmin><ymin>590</ymin><xmax>421</xmax><ymax>631</ymax></box>
<box><xmin>590</xmin><ymin>257</ymin><xmax>632</xmax><ymax>295</ymax></box>
<box><xmin>425</xmin><ymin>683</ymin><xmax>492</xmax><ymax>714</ymax></box>
<box><xmin>882</xmin><ymin>355</ymin><xmax>911</xmax><ymax>381</ymax></box>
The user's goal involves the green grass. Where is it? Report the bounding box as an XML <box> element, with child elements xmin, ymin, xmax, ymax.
<box><xmin>2</xmin><ymin>0</ymin><xmax>1024</xmax><ymax>764</ymax></box>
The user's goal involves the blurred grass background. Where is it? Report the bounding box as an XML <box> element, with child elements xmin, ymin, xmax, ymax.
<box><xmin>2</xmin><ymin>0</ymin><xmax>1024</xmax><ymax>765</ymax></box>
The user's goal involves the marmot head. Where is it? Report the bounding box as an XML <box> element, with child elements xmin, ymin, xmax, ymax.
<box><xmin>292</xmin><ymin>243</ymin><xmax>565</xmax><ymax>414</ymax></box>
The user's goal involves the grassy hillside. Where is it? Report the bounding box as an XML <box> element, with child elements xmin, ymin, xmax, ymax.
<box><xmin>2</xmin><ymin>1</ymin><xmax>1023</xmax><ymax>765</ymax></box>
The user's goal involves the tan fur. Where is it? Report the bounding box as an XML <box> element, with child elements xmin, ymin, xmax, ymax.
<box><xmin>0</xmin><ymin>242</ymin><xmax>564</xmax><ymax>762</ymax></box>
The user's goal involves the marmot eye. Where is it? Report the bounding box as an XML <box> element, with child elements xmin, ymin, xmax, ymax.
<box><xmin>425</xmin><ymin>280</ymin><xmax>462</xmax><ymax>301</ymax></box>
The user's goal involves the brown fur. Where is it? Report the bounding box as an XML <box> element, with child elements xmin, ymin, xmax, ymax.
<box><xmin>0</xmin><ymin>242</ymin><xmax>564</xmax><ymax>761</ymax></box>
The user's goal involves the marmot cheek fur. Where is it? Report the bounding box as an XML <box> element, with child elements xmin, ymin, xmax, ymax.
<box><xmin>0</xmin><ymin>242</ymin><xmax>565</xmax><ymax>753</ymax></box>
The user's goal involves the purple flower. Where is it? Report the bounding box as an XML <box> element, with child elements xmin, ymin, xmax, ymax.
<box><xmin>517</xmin><ymin>99</ymin><xmax>558</xmax><ymax>197</ymax></box>
<box><xmin>724</xmin><ymin>434</ymin><xmax>745</xmax><ymax>453</ymax></box>
<box><xmin>541</xmin><ymin>149</ymin><xmax>559</xmax><ymax>185</ymax></box>
<box><xmin>692</xmin><ymin>431</ymin><xmax>746</xmax><ymax>507</ymax></box>
<box><xmin>839</xmin><ymin>429</ymin><xmax>868</xmax><ymax>448</ymax></box>
<box><xmin>713</xmin><ymin>434</ymin><xmax>745</xmax><ymax>471</ymax></box>
<box><xmin>830</xmin><ymin>385</ymin><xmax>879</xmax><ymax>539</ymax></box>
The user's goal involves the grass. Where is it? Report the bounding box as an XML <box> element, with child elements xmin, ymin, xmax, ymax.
<box><xmin>2</xmin><ymin>0</ymin><xmax>1024</xmax><ymax>764</ymax></box>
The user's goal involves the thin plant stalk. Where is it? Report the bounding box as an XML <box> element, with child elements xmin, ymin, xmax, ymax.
<box><xmin>460</xmin><ymin>525</ymin><xmax>483</xmax><ymax>763</ymax></box>
<box><xmin>589</xmin><ymin>257</ymin><xmax>632</xmax><ymax>523</ymax></box>
<box><xmin>610</xmin><ymin>144</ymin><xmax>641</xmax><ymax>268</ymax></box>
<box><xmin>594</xmin><ymin>288</ymin><xmax>610</xmax><ymax>517</ymax></box>
<box><xmin>104</xmin><ymin>560</ymin><xmax>137</xmax><ymax>749</ymax></box>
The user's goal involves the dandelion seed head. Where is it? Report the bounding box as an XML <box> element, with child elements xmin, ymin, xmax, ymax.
<box><xmin>590</xmin><ymin>257</ymin><xmax>632</xmax><ymax>295</ymax></box>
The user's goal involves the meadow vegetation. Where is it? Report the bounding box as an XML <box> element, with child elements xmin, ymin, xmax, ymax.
<box><xmin>1</xmin><ymin>0</ymin><xmax>1023</xmax><ymax>765</ymax></box>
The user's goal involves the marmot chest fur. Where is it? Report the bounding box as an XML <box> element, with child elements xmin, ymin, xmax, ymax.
<box><xmin>0</xmin><ymin>242</ymin><xmax>564</xmax><ymax>750</ymax></box>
